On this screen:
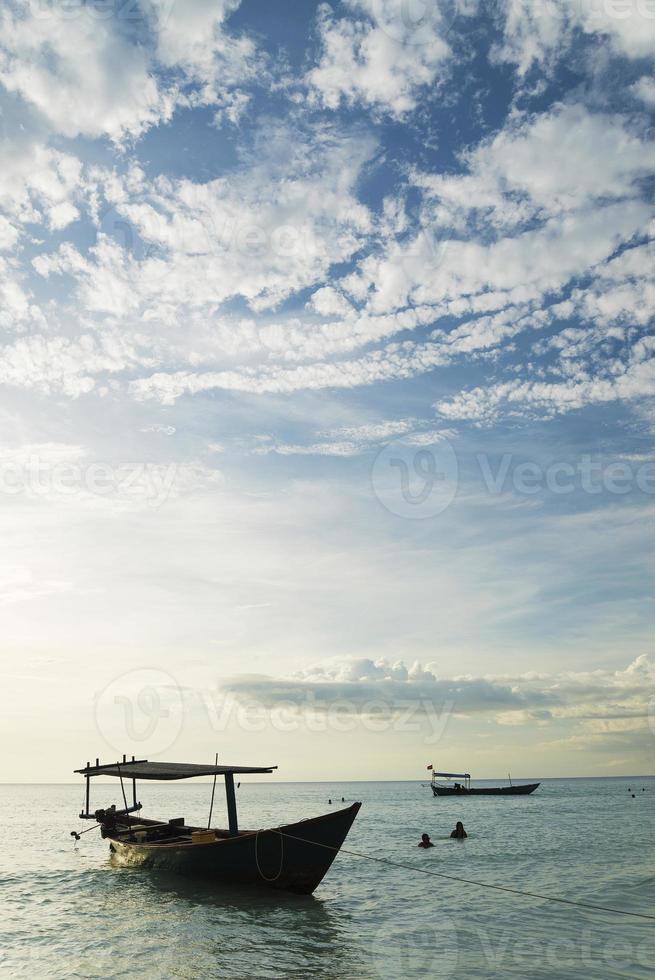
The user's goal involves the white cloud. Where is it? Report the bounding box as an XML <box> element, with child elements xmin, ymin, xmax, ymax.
<box><xmin>422</xmin><ymin>104</ymin><xmax>655</xmax><ymax>220</ymax></box>
<box><xmin>221</xmin><ymin>655</ymin><xmax>655</xmax><ymax>744</ymax></box>
<box><xmin>0</xmin><ymin>3</ymin><xmax>173</xmax><ymax>142</ymax></box>
<box><xmin>29</xmin><ymin>180</ymin><xmax>649</xmax><ymax>412</ymax></box>
<box><xmin>576</xmin><ymin>0</ymin><xmax>655</xmax><ymax>58</ymax></box>
<box><xmin>0</xmin><ymin>136</ymin><xmax>83</xmax><ymax>230</ymax></box>
<box><xmin>327</xmin><ymin>418</ymin><xmax>419</xmax><ymax>440</ymax></box>
<box><xmin>255</xmin><ymin>440</ymin><xmax>364</xmax><ymax>457</ymax></box>
<box><xmin>496</xmin><ymin>0</ymin><xmax>655</xmax><ymax>74</ymax></box>
<box><xmin>222</xmin><ymin>657</ymin><xmax>543</xmax><ymax>712</ymax></box>
<box><xmin>0</xmin><ymin>215</ymin><xmax>18</xmax><ymax>250</ymax></box>
<box><xmin>252</xmin><ymin>418</ymin><xmax>454</xmax><ymax>457</ymax></box>
<box><xmin>0</xmin><ymin>332</ymin><xmax>151</xmax><ymax>398</ymax></box>
<box><xmin>35</xmin><ymin>125</ymin><xmax>375</xmax><ymax>318</ymax></box>
<box><xmin>150</xmin><ymin>0</ymin><xmax>241</xmax><ymax>68</ymax></box>
<box><xmin>336</xmin><ymin>104</ymin><xmax>655</xmax><ymax>339</ymax></box>
<box><xmin>632</xmin><ymin>74</ymin><xmax>655</xmax><ymax>105</ymax></box>
<box><xmin>354</xmin><ymin>199</ymin><xmax>651</xmax><ymax>316</ymax></box>
<box><xmin>435</xmin><ymin>349</ymin><xmax>655</xmax><ymax>423</ymax></box>
<box><xmin>0</xmin><ymin>255</ymin><xmax>37</xmax><ymax>329</ymax></box>
<box><xmin>1</xmin><ymin>4</ymin><xmax>652</xmax><ymax>449</ymax></box>
<box><xmin>127</xmin><ymin>337</ymin><xmax>447</xmax><ymax>402</ymax></box>
<box><xmin>0</xmin><ymin>1</ymin><xmax>262</xmax><ymax>146</ymax></box>
<box><xmin>307</xmin><ymin>0</ymin><xmax>450</xmax><ymax>117</ymax></box>
<box><xmin>141</xmin><ymin>424</ymin><xmax>177</xmax><ymax>436</ymax></box>
<box><xmin>308</xmin><ymin>285</ymin><xmax>354</xmax><ymax>317</ymax></box>
<box><xmin>428</xmin><ymin>235</ymin><xmax>655</xmax><ymax>423</ymax></box>
<box><xmin>46</xmin><ymin>201</ymin><xmax>80</xmax><ymax>232</ymax></box>
<box><xmin>495</xmin><ymin>0</ymin><xmax>571</xmax><ymax>76</ymax></box>
<box><xmin>149</xmin><ymin>0</ymin><xmax>259</xmax><ymax>91</ymax></box>
<box><xmin>127</xmin><ymin>242</ymin><xmax>653</xmax><ymax>402</ymax></box>
<box><xmin>596</xmin><ymin>241</ymin><xmax>655</xmax><ymax>283</ymax></box>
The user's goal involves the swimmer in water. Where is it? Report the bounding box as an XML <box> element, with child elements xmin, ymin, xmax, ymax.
<box><xmin>450</xmin><ymin>821</ymin><xmax>467</xmax><ymax>839</ymax></box>
<box><xmin>418</xmin><ymin>833</ymin><xmax>434</xmax><ymax>848</ymax></box>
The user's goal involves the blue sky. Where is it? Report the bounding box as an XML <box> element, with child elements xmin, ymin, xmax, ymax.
<box><xmin>1</xmin><ymin>0</ymin><xmax>654</xmax><ymax>779</ymax></box>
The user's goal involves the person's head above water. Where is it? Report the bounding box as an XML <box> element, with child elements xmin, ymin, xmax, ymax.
<box><xmin>456</xmin><ymin>822</ymin><xmax>464</xmax><ymax>832</ymax></box>
<box><xmin>418</xmin><ymin>832</ymin><xmax>434</xmax><ymax>847</ymax></box>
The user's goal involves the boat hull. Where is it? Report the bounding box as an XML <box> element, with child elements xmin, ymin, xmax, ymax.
<box><xmin>108</xmin><ymin>802</ymin><xmax>360</xmax><ymax>895</ymax></box>
<box><xmin>432</xmin><ymin>783</ymin><xmax>540</xmax><ymax>796</ymax></box>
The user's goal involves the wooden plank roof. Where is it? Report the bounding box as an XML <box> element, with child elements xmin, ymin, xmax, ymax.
<box><xmin>74</xmin><ymin>760</ymin><xmax>277</xmax><ymax>779</ymax></box>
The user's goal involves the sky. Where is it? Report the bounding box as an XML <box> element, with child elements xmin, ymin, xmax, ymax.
<box><xmin>1</xmin><ymin>0</ymin><xmax>654</xmax><ymax>782</ymax></box>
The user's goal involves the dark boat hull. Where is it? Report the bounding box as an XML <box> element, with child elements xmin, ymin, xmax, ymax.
<box><xmin>432</xmin><ymin>783</ymin><xmax>540</xmax><ymax>796</ymax></box>
<box><xmin>109</xmin><ymin>803</ymin><xmax>360</xmax><ymax>895</ymax></box>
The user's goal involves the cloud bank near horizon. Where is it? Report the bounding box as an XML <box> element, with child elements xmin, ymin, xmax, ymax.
<box><xmin>221</xmin><ymin>654</ymin><xmax>655</xmax><ymax>754</ymax></box>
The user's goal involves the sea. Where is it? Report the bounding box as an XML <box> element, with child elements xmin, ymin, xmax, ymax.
<box><xmin>0</xmin><ymin>778</ymin><xmax>653</xmax><ymax>979</ymax></box>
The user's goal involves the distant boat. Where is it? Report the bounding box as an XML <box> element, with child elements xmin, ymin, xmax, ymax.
<box><xmin>429</xmin><ymin>770</ymin><xmax>540</xmax><ymax>797</ymax></box>
<box><xmin>73</xmin><ymin>756</ymin><xmax>360</xmax><ymax>895</ymax></box>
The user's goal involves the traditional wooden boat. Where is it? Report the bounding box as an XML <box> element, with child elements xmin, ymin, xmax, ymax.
<box><xmin>430</xmin><ymin>770</ymin><xmax>540</xmax><ymax>796</ymax></box>
<box><xmin>73</xmin><ymin>757</ymin><xmax>360</xmax><ymax>895</ymax></box>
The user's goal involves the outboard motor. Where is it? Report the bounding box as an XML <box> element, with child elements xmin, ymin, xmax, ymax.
<box><xmin>95</xmin><ymin>805</ymin><xmax>118</xmax><ymax>837</ymax></box>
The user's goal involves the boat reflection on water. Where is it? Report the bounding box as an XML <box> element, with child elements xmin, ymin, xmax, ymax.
<box><xmin>97</xmin><ymin>862</ymin><xmax>369</xmax><ymax>979</ymax></box>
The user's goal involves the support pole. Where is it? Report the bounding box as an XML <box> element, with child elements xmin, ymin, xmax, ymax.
<box><xmin>85</xmin><ymin>762</ymin><xmax>90</xmax><ymax>817</ymax></box>
<box><xmin>224</xmin><ymin>773</ymin><xmax>238</xmax><ymax>837</ymax></box>
<box><xmin>207</xmin><ymin>752</ymin><xmax>218</xmax><ymax>829</ymax></box>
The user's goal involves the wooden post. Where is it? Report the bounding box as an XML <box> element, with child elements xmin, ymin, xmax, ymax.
<box><xmin>132</xmin><ymin>779</ymin><xmax>137</xmax><ymax>808</ymax></box>
<box><xmin>207</xmin><ymin>752</ymin><xmax>219</xmax><ymax>829</ymax></box>
<box><xmin>85</xmin><ymin>761</ymin><xmax>90</xmax><ymax>816</ymax></box>
<box><xmin>224</xmin><ymin>773</ymin><xmax>238</xmax><ymax>836</ymax></box>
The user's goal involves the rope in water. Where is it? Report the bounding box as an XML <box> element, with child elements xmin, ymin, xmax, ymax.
<box><xmin>278</xmin><ymin>831</ymin><xmax>655</xmax><ymax>922</ymax></box>
<box><xmin>254</xmin><ymin>830</ymin><xmax>284</xmax><ymax>883</ymax></box>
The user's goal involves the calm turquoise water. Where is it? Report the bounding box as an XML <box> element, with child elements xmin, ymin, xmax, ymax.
<box><xmin>0</xmin><ymin>779</ymin><xmax>653</xmax><ymax>979</ymax></box>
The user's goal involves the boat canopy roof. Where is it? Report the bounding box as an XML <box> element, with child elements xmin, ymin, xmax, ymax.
<box><xmin>433</xmin><ymin>771</ymin><xmax>471</xmax><ymax>779</ymax></box>
<box><xmin>74</xmin><ymin>760</ymin><xmax>277</xmax><ymax>779</ymax></box>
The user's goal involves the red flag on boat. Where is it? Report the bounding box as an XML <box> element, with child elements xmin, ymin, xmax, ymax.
<box><xmin>426</xmin><ymin>764</ymin><xmax>433</xmax><ymax>770</ymax></box>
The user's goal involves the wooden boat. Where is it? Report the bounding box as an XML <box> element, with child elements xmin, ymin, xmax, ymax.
<box><xmin>73</xmin><ymin>757</ymin><xmax>360</xmax><ymax>895</ymax></box>
<box><xmin>430</xmin><ymin>770</ymin><xmax>540</xmax><ymax>797</ymax></box>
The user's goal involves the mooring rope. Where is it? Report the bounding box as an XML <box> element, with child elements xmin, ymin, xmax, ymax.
<box><xmin>254</xmin><ymin>830</ymin><xmax>284</xmax><ymax>883</ymax></box>
<box><xmin>278</xmin><ymin>832</ymin><xmax>655</xmax><ymax>922</ymax></box>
